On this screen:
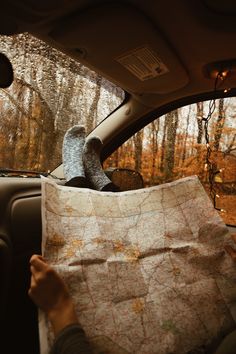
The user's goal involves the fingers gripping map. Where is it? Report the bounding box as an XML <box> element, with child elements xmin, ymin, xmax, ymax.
<box><xmin>39</xmin><ymin>176</ymin><xmax>236</xmax><ymax>354</ymax></box>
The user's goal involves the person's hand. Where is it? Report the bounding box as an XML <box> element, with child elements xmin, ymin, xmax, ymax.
<box><xmin>28</xmin><ymin>254</ymin><xmax>78</xmax><ymax>335</ymax></box>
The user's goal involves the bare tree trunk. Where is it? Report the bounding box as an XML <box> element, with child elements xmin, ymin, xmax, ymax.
<box><xmin>196</xmin><ymin>102</ymin><xmax>203</xmax><ymax>144</ymax></box>
<box><xmin>163</xmin><ymin>110</ymin><xmax>179</xmax><ymax>180</ymax></box>
<box><xmin>182</xmin><ymin>105</ymin><xmax>191</xmax><ymax>164</ymax></box>
<box><xmin>160</xmin><ymin>117</ymin><xmax>168</xmax><ymax>172</ymax></box>
<box><xmin>133</xmin><ymin>130</ymin><xmax>143</xmax><ymax>172</ymax></box>
<box><xmin>175</xmin><ymin>133</ymin><xmax>183</xmax><ymax>169</ymax></box>
<box><xmin>127</xmin><ymin>140</ymin><xmax>135</xmax><ymax>169</ymax></box>
<box><xmin>87</xmin><ymin>76</ymin><xmax>102</xmax><ymax>132</ymax></box>
<box><xmin>214</xmin><ymin>98</ymin><xmax>225</xmax><ymax>151</ymax></box>
<box><xmin>114</xmin><ymin>149</ymin><xmax>119</xmax><ymax>166</ymax></box>
<box><xmin>151</xmin><ymin>120</ymin><xmax>159</xmax><ymax>182</ymax></box>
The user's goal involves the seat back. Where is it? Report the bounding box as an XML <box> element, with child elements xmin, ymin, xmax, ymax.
<box><xmin>0</xmin><ymin>177</ymin><xmax>42</xmax><ymax>354</ymax></box>
<box><xmin>0</xmin><ymin>235</ymin><xmax>11</xmax><ymax>321</ymax></box>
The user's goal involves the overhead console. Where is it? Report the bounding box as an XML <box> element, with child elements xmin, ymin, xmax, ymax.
<box><xmin>49</xmin><ymin>3</ymin><xmax>189</xmax><ymax>94</ymax></box>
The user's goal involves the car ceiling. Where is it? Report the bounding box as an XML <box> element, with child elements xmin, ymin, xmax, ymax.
<box><xmin>1</xmin><ymin>0</ymin><xmax>236</xmax><ymax>112</ymax></box>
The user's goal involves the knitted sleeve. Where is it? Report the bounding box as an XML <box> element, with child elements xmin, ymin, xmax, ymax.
<box><xmin>50</xmin><ymin>323</ymin><xmax>93</xmax><ymax>354</ymax></box>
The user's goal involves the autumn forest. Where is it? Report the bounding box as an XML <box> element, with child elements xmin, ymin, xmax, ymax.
<box><xmin>105</xmin><ymin>98</ymin><xmax>236</xmax><ymax>225</ymax></box>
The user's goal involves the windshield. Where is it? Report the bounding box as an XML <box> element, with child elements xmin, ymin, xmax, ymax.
<box><xmin>0</xmin><ymin>33</ymin><xmax>124</xmax><ymax>172</ymax></box>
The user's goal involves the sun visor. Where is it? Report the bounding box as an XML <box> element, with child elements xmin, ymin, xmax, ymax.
<box><xmin>49</xmin><ymin>3</ymin><xmax>189</xmax><ymax>94</ymax></box>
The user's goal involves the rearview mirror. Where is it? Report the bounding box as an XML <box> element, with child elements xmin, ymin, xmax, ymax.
<box><xmin>0</xmin><ymin>52</ymin><xmax>13</xmax><ymax>88</ymax></box>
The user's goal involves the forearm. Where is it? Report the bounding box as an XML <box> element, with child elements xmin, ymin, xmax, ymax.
<box><xmin>47</xmin><ymin>298</ymin><xmax>78</xmax><ymax>337</ymax></box>
<box><xmin>50</xmin><ymin>323</ymin><xmax>93</xmax><ymax>354</ymax></box>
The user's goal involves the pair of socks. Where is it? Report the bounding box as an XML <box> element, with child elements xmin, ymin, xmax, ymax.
<box><xmin>62</xmin><ymin>125</ymin><xmax>119</xmax><ymax>192</ymax></box>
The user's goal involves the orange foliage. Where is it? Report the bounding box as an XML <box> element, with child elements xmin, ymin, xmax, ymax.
<box><xmin>104</xmin><ymin>132</ymin><xmax>236</xmax><ymax>226</ymax></box>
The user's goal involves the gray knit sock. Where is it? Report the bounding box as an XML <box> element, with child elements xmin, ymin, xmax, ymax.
<box><xmin>62</xmin><ymin>125</ymin><xmax>87</xmax><ymax>187</ymax></box>
<box><xmin>83</xmin><ymin>136</ymin><xmax>119</xmax><ymax>191</ymax></box>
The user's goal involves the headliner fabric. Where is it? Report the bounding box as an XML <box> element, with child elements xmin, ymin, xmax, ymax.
<box><xmin>39</xmin><ymin>175</ymin><xmax>236</xmax><ymax>354</ymax></box>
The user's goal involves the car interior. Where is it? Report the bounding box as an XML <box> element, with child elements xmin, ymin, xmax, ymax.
<box><xmin>0</xmin><ymin>1</ymin><xmax>236</xmax><ymax>353</ymax></box>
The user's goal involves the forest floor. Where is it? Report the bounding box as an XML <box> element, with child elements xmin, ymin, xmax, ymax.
<box><xmin>217</xmin><ymin>194</ymin><xmax>236</xmax><ymax>226</ymax></box>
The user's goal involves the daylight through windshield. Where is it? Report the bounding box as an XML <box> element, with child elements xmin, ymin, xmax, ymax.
<box><xmin>0</xmin><ymin>33</ymin><xmax>124</xmax><ymax>172</ymax></box>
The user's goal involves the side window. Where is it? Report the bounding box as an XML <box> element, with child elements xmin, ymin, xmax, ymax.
<box><xmin>104</xmin><ymin>97</ymin><xmax>236</xmax><ymax>226</ymax></box>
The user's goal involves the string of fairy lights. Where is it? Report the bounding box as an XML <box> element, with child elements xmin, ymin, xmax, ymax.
<box><xmin>202</xmin><ymin>70</ymin><xmax>229</xmax><ymax>213</ymax></box>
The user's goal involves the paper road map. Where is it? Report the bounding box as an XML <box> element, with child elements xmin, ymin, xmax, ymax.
<box><xmin>39</xmin><ymin>175</ymin><xmax>236</xmax><ymax>354</ymax></box>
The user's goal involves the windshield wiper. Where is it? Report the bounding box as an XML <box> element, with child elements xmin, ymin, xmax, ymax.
<box><xmin>0</xmin><ymin>168</ymin><xmax>49</xmax><ymax>178</ymax></box>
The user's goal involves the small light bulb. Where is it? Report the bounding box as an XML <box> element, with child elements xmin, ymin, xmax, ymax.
<box><xmin>216</xmin><ymin>194</ymin><xmax>220</xmax><ymax>198</ymax></box>
<box><xmin>219</xmin><ymin>71</ymin><xmax>228</xmax><ymax>80</ymax></box>
<box><xmin>204</xmin><ymin>163</ymin><xmax>208</xmax><ymax>171</ymax></box>
<box><xmin>220</xmin><ymin>209</ymin><xmax>226</xmax><ymax>213</ymax></box>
